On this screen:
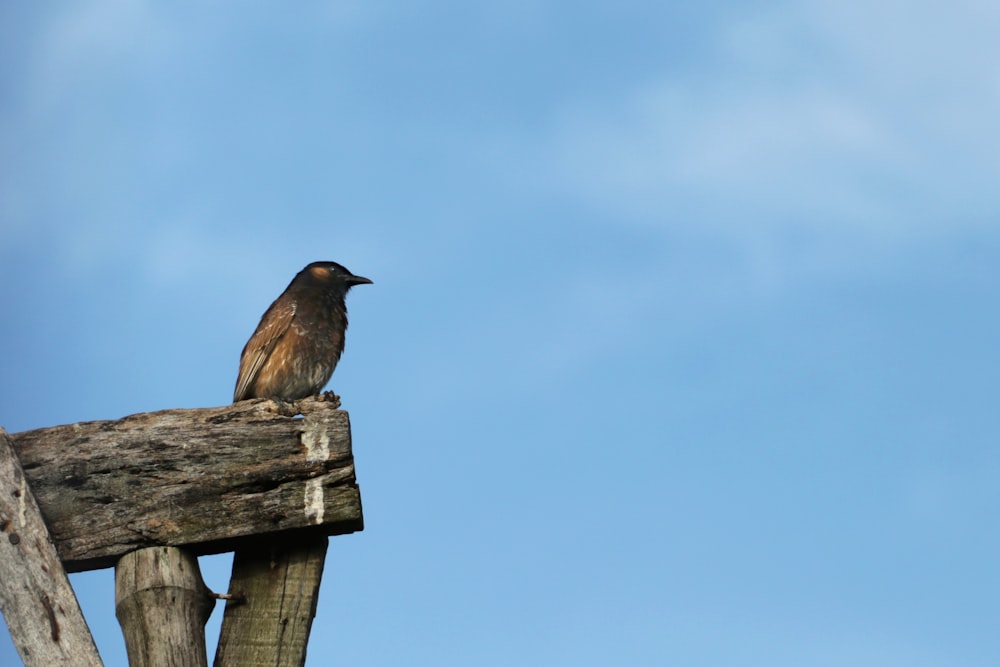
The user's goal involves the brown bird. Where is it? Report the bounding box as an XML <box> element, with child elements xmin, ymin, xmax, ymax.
<box><xmin>234</xmin><ymin>261</ymin><xmax>372</xmax><ymax>402</ymax></box>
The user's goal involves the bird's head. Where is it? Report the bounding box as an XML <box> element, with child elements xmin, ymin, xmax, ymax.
<box><xmin>296</xmin><ymin>261</ymin><xmax>373</xmax><ymax>291</ymax></box>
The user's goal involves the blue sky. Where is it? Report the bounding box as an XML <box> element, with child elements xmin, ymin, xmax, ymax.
<box><xmin>3</xmin><ymin>1</ymin><xmax>1000</xmax><ymax>665</ymax></box>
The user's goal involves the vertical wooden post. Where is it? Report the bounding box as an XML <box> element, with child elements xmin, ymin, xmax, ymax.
<box><xmin>214</xmin><ymin>534</ymin><xmax>328</xmax><ymax>667</ymax></box>
<box><xmin>0</xmin><ymin>428</ymin><xmax>104</xmax><ymax>667</ymax></box>
<box><xmin>115</xmin><ymin>546</ymin><xmax>214</xmax><ymax>667</ymax></box>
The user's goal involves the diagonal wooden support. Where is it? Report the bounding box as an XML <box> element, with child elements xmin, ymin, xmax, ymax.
<box><xmin>214</xmin><ymin>534</ymin><xmax>328</xmax><ymax>666</ymax></box>
<box><xmin>0</xmin><ymin>428</ymin><xmax>104</xmax><ymax>667</ymax></box>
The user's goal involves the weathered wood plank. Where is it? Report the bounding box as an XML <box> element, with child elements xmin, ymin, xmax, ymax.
<box><xmin>0</xmin><ymin>428</ymin><xmax>104</xmax><ymax>667</ymax></box>
<box><xmin>214</xmin><ymin>535</ymin><xmax>328</xmax><ymax>667</ymax></box>
<box><xmin>115</xmin><ymin>547</ymin><xmax>214</xmax><ymax>667</ymax></box>
<box><xmin>9</xmin><ymin>397</ymin><xmax>363</xmax><ymax>572</ymax></box>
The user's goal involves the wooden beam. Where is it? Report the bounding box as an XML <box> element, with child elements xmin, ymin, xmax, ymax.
<box><xmin>8</xmin><ymin>397</ymin><xmax>363</xmax><ymax>572</ymax></box>
<box><xmin>0</xmin><ymin>428</ymin><xmax>104</xmax><ymax>667</ymax></box>
<box><xmin>115</xmin><ymin>547</ymin><xmax>214</xmax><ymax>667</ymax></box>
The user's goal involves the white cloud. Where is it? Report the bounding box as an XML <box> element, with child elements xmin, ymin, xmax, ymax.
<box><xmin>543</xmin><ymin>0</ymin><xmax>1000</xmax><ymax>238</ymax></box>
<box><xmin>551</xmin><ymin>83</ymin><xmax>903</xmax><ymax>229</ymax></box>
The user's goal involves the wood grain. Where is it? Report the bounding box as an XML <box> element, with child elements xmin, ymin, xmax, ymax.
<box><xmin>115</xmin><ymin>547</ymin><xmax>214</xmax><ymax>667</ymax></box>
<box><xmin>0</xmin><ymin>428</ymin><xmax>104</xmax><ymax>666</ymax></box>
<box><xmin>214</xmin><ymin>535</ymin><xmax>328</xmax><ymax>667</ymax></box>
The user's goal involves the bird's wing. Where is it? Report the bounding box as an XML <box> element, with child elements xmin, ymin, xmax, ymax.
<box><xmin>233</xmin><ymin>300</ymin><xmax>296</xmax><ymax>402</ymax></box>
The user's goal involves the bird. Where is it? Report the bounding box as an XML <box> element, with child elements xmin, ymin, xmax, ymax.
<box><xmin>234</xmin><ymin>261</ymin><xmax>372</xmax><ymax>402</ymax></box>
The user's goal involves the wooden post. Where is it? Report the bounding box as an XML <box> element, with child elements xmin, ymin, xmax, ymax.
<box><xmin>115</xmin><ymin>546</ymin><xmax>214</xmax><ymax>667</ymax></box>
<box><xmin>214</xmin><ymin>535</ymin><xmax>328</xmax><ymax>667</ymax></box>
<box><xmin>0</xmin><ymin>428</ymin><xmax>103</xmax><ymax>667</ymax></box>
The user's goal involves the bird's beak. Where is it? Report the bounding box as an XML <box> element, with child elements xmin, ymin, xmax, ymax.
<box><xmin>348</xmin><ymin>275</ymin><xmax>373</xmax><ymax>286</ymax></box>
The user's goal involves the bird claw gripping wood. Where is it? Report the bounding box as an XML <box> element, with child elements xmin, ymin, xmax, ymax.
<box><xmin>319</xmin><ymin>391</ymin><xmax>341</xmax><ymax>407</ymax></box>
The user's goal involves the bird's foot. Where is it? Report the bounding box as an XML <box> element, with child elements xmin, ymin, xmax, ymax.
<box><xmin>319</xmin><ymin>391</ymin><xmax>341</xmax><ymax>407</ymax></box>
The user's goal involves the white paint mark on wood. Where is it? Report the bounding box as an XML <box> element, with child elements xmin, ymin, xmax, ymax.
<box><xmin>304</xmin><ymin>478</ymin><xmax>324</xmax><ymax>525</ymax></box>
<box><xmin>301</xmin><ymin>421</ymin><xmax>329</xmax><ymax>463</ymax></box>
